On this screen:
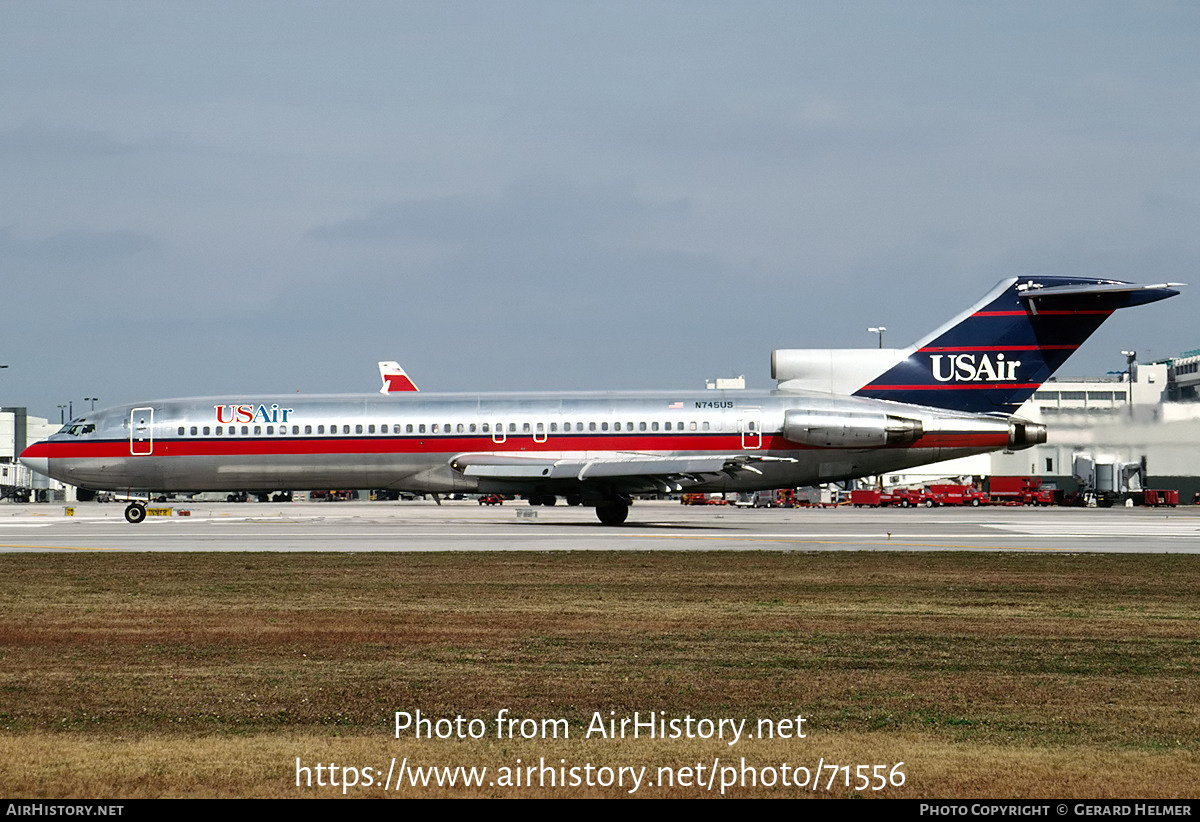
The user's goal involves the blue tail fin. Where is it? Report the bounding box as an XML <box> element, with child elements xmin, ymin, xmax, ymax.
<box><xmin>852</xmin><ymin>276</ymin><xmax>1180</xmax><ymax>413</ymax></box>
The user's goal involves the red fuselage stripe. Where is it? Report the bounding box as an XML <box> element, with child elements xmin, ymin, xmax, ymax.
<box><xmin>971</xmin><ymin>310</ymin><xmax>1113</xmax><ymax>317</ymax></box>
<box><xmin>27</xmin><ymin>431</ymin><xmax>1009</xmax><ymax>460</ymax></box>
<box><xmin>917</xmin><ymin>345</ymin><xmax>1078</xmax><ymax>352</ymax></box>
<box><xmin>861</xmin><ymin>383</ymin><xmax>1042</xmax><ymax>391</ymax></box>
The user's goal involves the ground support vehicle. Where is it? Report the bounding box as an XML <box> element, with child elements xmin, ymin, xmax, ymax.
<box><xmin>927</xmin><ymin>484</ymin><xmax>988</xmax><ymax>506</ymax></box>
<box><xmin>986</xmin><ymin>476</ymin><xmax>1055</xmax><ymax>506</ymax></box>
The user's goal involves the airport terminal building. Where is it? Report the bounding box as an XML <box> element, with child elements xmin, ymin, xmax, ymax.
<box><xmin>0</xmin><ymin>408</ymin><xmax>60</xmax><ymax>502</ymax></box>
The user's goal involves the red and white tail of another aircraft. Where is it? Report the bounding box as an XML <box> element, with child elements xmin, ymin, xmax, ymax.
<box><xmin>378</xmin><ymin>361</ymin><xmax>419</xmax><ymax>393</ymax></box>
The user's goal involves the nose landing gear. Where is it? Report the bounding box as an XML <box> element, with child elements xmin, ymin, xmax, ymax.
<box><xmin>124</xmin><ymin>502</ymin><xmax>147</xmax><ymax>524</ymax></box>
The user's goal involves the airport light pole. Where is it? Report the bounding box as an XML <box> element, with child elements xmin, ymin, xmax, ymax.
<box><xmin>57</xmin><ymin>405</ymin><xmax>66</xmax><ymax>424</ymax></box>
<box><xmin>868</xmin><ymin>327</ymin><xmax>887</xmax><ymax>349</ymax></box>
<box><xmin>1121</xmin><ymin>350</ymin><xmax>1137</xmax><ymax>413</ymax></box>
<box><xmin>85</xmin><ymin>397</ymin><xmax>98</xmax><ymax>411</ymax></box>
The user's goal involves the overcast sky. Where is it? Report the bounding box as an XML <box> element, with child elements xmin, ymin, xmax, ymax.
<box><xmin>3</xmin><ymin>1</ymin><xmax>1197</xmax><ymax>421</ymax></box>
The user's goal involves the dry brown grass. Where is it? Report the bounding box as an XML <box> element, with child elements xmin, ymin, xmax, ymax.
<box><xmin>1</xmin><ymin>551</ymin><xmax>1197</xmax><ymax>797</ymax></box>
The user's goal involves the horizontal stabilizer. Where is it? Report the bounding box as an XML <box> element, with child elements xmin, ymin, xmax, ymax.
<box><xmin>1016</xmin><ymin>280</ymin><xmax>1183</xmax><ymax>313</ymax></box>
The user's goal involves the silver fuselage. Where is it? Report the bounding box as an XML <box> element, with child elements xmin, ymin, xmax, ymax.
<box><xmin>23</xmin><ymin>388</ymin><xmax>1025</xmax><ymax>499</ymax></box>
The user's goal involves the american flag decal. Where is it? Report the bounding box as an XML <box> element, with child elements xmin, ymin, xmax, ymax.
<box><xmin>668</xmin><ymin>401</ymin><xmax>683</xmax><ymax>409</ymax></box>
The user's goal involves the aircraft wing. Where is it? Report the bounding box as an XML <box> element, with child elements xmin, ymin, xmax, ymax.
<box><xmin>449</xmin><ymin>452</ymin><xmax>789</xmax><ymax>487</ymax></box>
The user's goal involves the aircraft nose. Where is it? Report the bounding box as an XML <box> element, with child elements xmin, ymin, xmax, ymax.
<box><xmin>19</xmin><ymin>443</ymin><xmax>49</xmax><ymax>476</ymax></box>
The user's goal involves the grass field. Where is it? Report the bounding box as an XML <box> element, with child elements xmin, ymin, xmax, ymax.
<box><xmin>1</xmin><ymin>551</ymin><xmax>1197</xmax><ymax>797</ymax></box>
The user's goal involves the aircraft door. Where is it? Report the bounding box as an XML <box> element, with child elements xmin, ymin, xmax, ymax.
<box><xmin>130</xmin><ymin>407</ymin><xmax>154</xmax><ymax>455</ymax></box>
<box><xmin>492</xmin><ymin>422</ymin><xmax>506</xmax><ymax>444</ymax></box>
<box><xmin>740</xmin><ymin>416</ymin><xmax>762</xmax><ymax>450</ymax></box>
<box><xmin>534</xmin><ymin>422</ymin><xmax>547</xmax><ymax>443</ymax></box>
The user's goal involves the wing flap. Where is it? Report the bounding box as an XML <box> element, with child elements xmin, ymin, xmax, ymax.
<box><xmin>451</xmin><ymin>453</ymin><xmax>742</xmax><ymax>482</ymax></box>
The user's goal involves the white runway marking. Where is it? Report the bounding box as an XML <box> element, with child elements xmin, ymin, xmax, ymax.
<box><xmin>984</xmin><ymin>522</ymin><xmax>1200</xmax><ymax>536</ymax></box>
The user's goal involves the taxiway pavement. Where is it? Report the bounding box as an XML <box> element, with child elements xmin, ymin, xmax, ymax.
<box><xmin>0</xmin><ymin>500</ymin><xmax>1197</xmax><ymax>552</ymax></box>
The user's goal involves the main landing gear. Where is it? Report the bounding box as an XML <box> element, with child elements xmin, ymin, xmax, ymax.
<box><xmin>124</xmin><ymin>502</ymin><xmax>146</xmax><ymax>524</ymax></box>
<box><xmin>595</xmin><ymin>499</ymin><xmax>629</xmax><ymax>526</ymax></box>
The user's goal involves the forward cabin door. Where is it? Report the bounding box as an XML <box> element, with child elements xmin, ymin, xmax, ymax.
<box><xmin>130</xmin><ymin>407</ymin><xmax>154</xmax><ymax>455</ymax></box>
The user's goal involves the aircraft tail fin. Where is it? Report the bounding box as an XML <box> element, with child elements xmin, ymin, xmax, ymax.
<box><xmin>378</xmin><ymin>361</ymin><xmax>419</xmax><ymax>393</ymax></box>
<box><xmin>774</xmin><ymin>277</ymin><xmax>1180</xmax><ymax>414</ymax></box>
<box><xmin>853</xmin><ymin>277</ymin><xmax>1180</xmax><ymax>413</ymax></box>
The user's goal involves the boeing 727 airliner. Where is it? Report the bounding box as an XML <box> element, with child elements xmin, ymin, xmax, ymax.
<box><xmin>20</xmin><ymin>276</ymin><xmax>1180</xmax><ymax>524</ymax></box>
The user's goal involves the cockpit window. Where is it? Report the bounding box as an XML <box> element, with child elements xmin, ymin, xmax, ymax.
<box><xmin>58</xmin><ymin>421</ymin><xmax>96</xmax><ymax>437</ymax></box>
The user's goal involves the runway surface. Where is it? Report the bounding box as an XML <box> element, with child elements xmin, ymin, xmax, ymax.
<box><xmin>1</xmin><ymin>499</ymin><xmax>1198</xmax><ymax>552</ymax></box>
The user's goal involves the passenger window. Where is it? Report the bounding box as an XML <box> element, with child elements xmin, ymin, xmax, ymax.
<box><xmin>406</xmin><ymin>424</ymin><xmax>414</xmax><ymax>433</ymax></box>
<box><xmin>368</xmin><ymin>424</ymin><xmax>375</xmax><ymax>434</ymax></box>
<box><xmin>356</xmin><ymin>424</ymin><xmax>363</xmax><ymax>434</ymax></box>
<box><xmin>652</xmin><ymin>422</ymin><xmax>659</xmax><ymax>431</ymax></box>
<box><xmin>614</xmin><ymin>422</ymin><xmax>621</xmax><ymax>432</ymax></box>
<box><xmin>639</xmin><ymin>422</ymin><xmax>646</xmax><ymax>431</ymax></box>
<box><xmin>216</xmin><ymin>426</ymin><xmax>223</xmax><ymax>435</ymax></box>
<box><xmin>690</xmin><ymin>422</ymin><xmax>697</xmax><ymax>431</ymax></box>
<box><xmin>482</xmin><ymin>423</ymin><xmax>489</xmax><ymax>433</ymax></box>
<box><xmin>267</xmin><ymin>426</ymin><xmax>274</xmax><ymax>435</ymax></box>
<box><xmin>589</xmin><ymin>422</ymin><xmax>596</xmax><ymax>432</ymax></box>
<box><xmin>702</xmin><ymin>422</ymin><xmax>710</xmax><ymax>431</ymax></box>
<box><xmin>203</xmin><ymin>426</ymin><xmax>210</xmax><ymax>435</ymax></box>
<box><xmin>255</xmin><ymin>426</ymin><xmax>262</xmax><ymax>435</ymax></box>
<box><xmin>469</xmin><ymin>423</ymin><xmax>476</xmax><ymax>433</ymax></box>
<box><xmin>601</xmin><ymin>422</ymin><xmax>608</xmax><ymax>431</ymax></box>
<box><xmin>343</xmin><ymin>425</ymin><xmax>350</xmax><ymax>434</ymax></box>
<box><xmin>178</xmin><ymin>427</ymin><xmax>185</xmax><ymax>436</ymax></box>
<box><xmin>457</xmin><ymin>423</ymin><xmax>464</xmax><ymax>433</ymax></box>
<box><xmin>419</xmin><ymin>424</ymin><xmax>426</xmax><ymax>434</ymax></box>
<box><xmin>523</xmin><ymin>423</ymin><xmax>530</xmax><ymax>433</ymax></box>
<box><xmin>550</xmin><ymin>423</ymin><xmax>557</xmax><ymax>433</ymax></box>
<box><xmin>292</xmin><ymin>425</ymin><xmax>299</xmax><ymax>435</ymax></box>
<box><xmin>317</xmin><ymin>425</ymin><xmax>325</xmax><ymax>434</ymax></box>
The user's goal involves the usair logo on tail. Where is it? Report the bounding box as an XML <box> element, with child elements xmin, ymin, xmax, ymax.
<box><xmin>930</xmin><ymin>353</ymin><xmax>1021</xmax><ymax>382</ymax></box>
